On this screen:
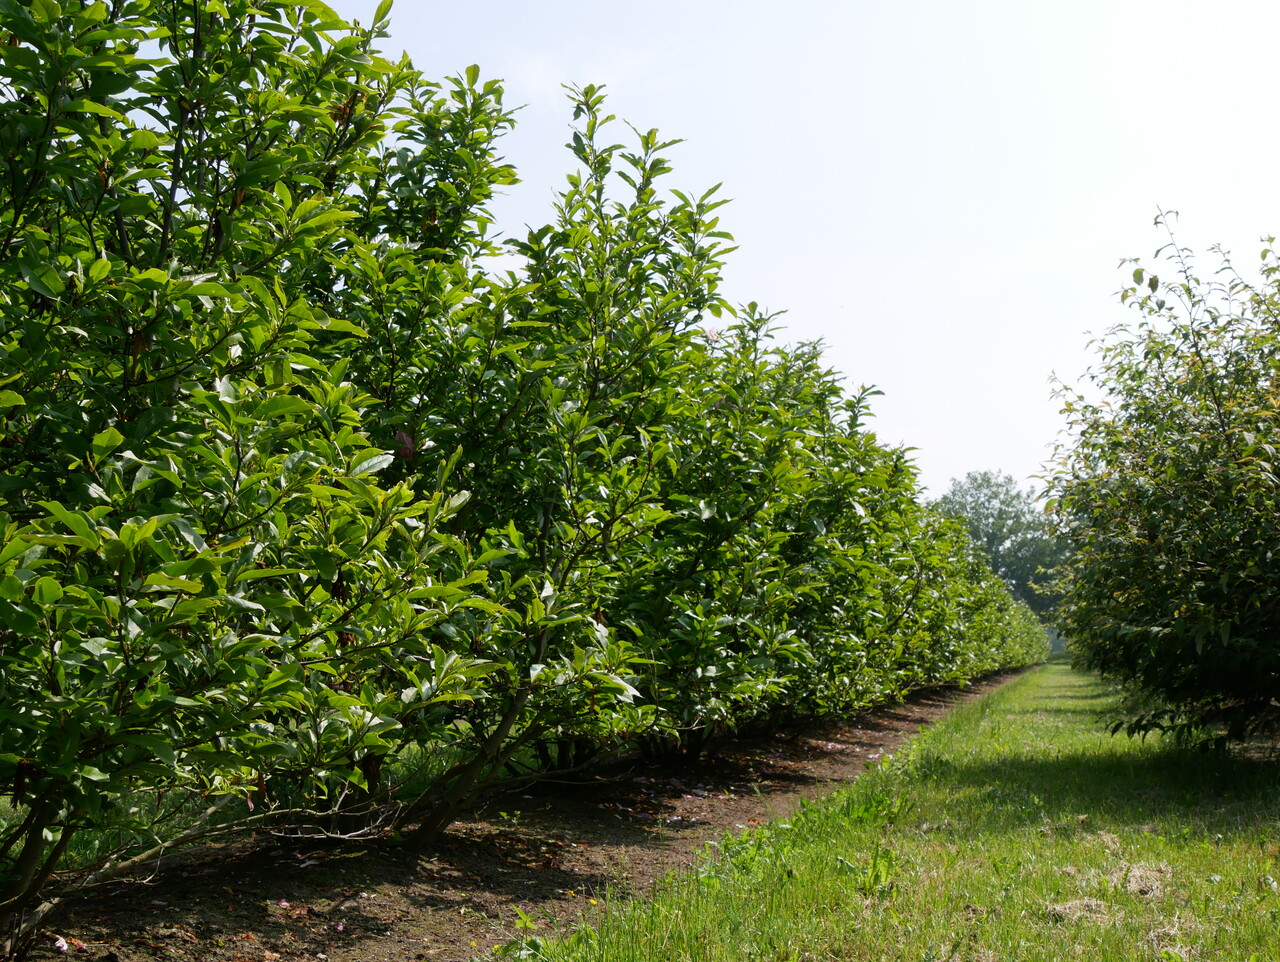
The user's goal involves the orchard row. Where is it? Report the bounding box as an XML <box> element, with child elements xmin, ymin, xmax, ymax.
<box><xmin>0</xmin><ymin>1</ymin><xmax>1045</xmax><ymax>947</ymax></box>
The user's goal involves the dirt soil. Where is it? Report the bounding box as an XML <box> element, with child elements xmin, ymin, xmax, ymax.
<box><xmin>37</xmin><ymin>673</ymin><xmax>1020</xmax><ymax>962</ymax></box>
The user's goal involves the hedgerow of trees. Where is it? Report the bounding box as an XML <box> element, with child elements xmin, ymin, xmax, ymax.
<box><xmin>1049</xmin><ymin>216</ymin><xmax>1280</xmax><ymax>742</ymax></box>
<box><xmin>0</xmin><ymin>0</ymin><xmax>1046</xmax><ymax>950</ymax></box>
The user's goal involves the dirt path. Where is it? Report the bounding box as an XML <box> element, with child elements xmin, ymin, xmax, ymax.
<box><xmin>41</xmin><ymin>671</ymin><xmax>1024</xmax><ymax>962</ymax></box>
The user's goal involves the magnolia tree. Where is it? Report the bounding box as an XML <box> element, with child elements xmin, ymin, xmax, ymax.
<box><xmin>1050</xmin><ymin>219</ymin><xmax>1280</xmax><ymax>741</ymax></box>
<box><xmin>0</xmin><ymin>0</ymin><xmax>1046</xmax><ymax>950</ymax></box>
<box><xmin>0</xmin><ymin>0</ymin><xmax>533</xmax><ymax>945</ymax></box>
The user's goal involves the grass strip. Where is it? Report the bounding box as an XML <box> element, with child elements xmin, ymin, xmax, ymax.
<box><xmin>500</xmin><ymin>663</ymin><xmax>1280</xmax><ymax>961</ymax></box>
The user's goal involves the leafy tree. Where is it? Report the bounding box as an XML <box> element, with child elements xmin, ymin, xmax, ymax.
<box><xmin>1049</xmin><ymin>220</ymin><xmax>1280</xmax><ymax>740</ymax></box>
<box><xmin>355</xmin><ymin>85</ymin><xmax>738</xmax><ymax>834</ymax></box>
<box><xmin>935</xmin><ymin>471</ymin><xmax>1062</xmax><ymax>618</ymax></box>
<box><xmin>0</xmin><ymin>0</ymin><xmax>520</xmax><ymax>945</ymax></box>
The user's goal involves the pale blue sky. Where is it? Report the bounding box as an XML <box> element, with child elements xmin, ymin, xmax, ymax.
<box><xmin>331</xmin><ymin>0</ymin><xmax>1280</xmax><ymax>494</ymax></box>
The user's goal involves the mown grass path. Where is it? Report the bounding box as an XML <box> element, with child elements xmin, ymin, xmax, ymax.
<box><xmin>516</xmin><ymin>663</ymin><xmax>1280</xmax><ymax>961</ymax></box>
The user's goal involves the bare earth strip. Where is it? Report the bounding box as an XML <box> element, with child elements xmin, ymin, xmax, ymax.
<box><xmin>43</xmin><ymin>671</ymin><xmax>1024</xmax><ymax>962</ymax></box>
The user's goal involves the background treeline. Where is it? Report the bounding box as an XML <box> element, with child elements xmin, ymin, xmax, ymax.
<box><xmin>934</xmin><ymin>469</ymin><xmax>1066</xmax><ymax>621</ymax></box>
<box><xmin>0</xmin><ymin>0</ymin><xmax>1045</xmax><ymax>948</ymax></box>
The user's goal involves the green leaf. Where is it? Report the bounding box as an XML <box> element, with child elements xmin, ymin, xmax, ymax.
<box><xmin>90</xmin><ymin>427</ymin><xmax>124</xmax><ymax>462</ymax></box>
<box><xmin>168</xmin><ymin>518</ymin><xmax>208</xmax><ymax>552</ymax></box>
<box><xmin>234</xmin><ymin>567</ymin><xmax>303</xmax><ymax>583</ymax></box>
<box><xmin>33</xmin><ymin>576</ymin><xmax>63</xmax><ymax>605</ymax></box>
<box><xmin>262</xmin><ymin>662</ymin><xmax>300</xmax><ymax>692</ymax></box>
<box><xmin>265</xmin><ymin>357</ymin><xmax>291</xmax><ymax>387</ymax></box>
<box><xmin>21</xmin><ymin>261</ymin><xmax>66</xmax><ymax>298</ymax></box>
<box><xmin>131</xmin><ymin>267</ymin><xmax>171</xmax><ymax>290</ymax></box>
<box><xmin>29</xmin><ymin>0</ymin><xmax>60</xmax><ymax>26</ymax></box>
<box><xmin>0</xmin><ymin>535</ymin><xmax>30</xmax><ymax>566</ymax></box>
<box><xmin>255</xmin><ymin>396</ymin><xmax>312</xmax><ymax>419</ymax></box>
<box><xmin>66</xmin><ymin>99</ymin><xmax>125</xmax><ymax>120</ymax></box>
<box><xmin>130</xmin><ymin>129</ymin><xmax>162</xmax><ymax>150</ymax></box>
<box><xmin>0</xmin><ymin>600</ymin><xmax>38</xmax><ymax>634</ymax></box>
<box><xmin>186</xmin><ymin>281</ymin><xmax>232</xmax><ymax>298</ymax></box>
<box><xmin>35</xmin><ymin>501</ymin><xmax>99</xmax><ymax>546</ymax></box>
<box><xmin>319</xmin><ymin>316</ymin><xmax>367</xmax><ymax>336</ymax></box>
<box><xmin>351</xmin><ymin>452</ymin><xmax>394</xmax><ymax>476</ymax></box>
<box><xmin>142</xmin><ymin>572</ymin><xmax>203</xmax><ymax>592</ymax></box>
<box><xmin>0</xmin><ymin>390</ymin><xmax>24</xmax><ymax>408</ymax></box>
<box><xmin>87</xmin><ymin>258</ymin><xmax>111</xmax><ymax>283</ymax></box>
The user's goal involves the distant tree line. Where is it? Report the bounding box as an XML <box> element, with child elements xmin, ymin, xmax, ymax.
<box><xmin>935</xmin><ymin>470</ymin><xmax>1065</xmax><ymax>620</ymax></box>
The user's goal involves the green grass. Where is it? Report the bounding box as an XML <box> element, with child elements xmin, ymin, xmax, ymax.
<box><xmin>502</xmin><ymin>664</ymin><xmax>1280</xmax><ymax>961</ymax></box>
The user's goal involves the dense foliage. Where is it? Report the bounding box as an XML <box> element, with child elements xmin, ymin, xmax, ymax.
<box><xmin>0</xmin><ymin>0</ymin><xmax>1045</xmax><ymax>949</ymax></box>
<box><xmin>1050</xmin><ymin>221</ymin><xmax>1280</xmax><ymax>741</ymax></box>
<box><xmin>935</xmin><ymin>470</ymin><xmax>1065</xmax><ymax>618</ymax></box>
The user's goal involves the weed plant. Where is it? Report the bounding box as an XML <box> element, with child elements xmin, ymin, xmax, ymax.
<box><xmin>503</xmin><ymin>664</ymin><xmax>1280</xmax><ymax>961</ymax></box>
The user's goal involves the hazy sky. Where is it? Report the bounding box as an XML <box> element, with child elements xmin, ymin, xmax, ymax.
<box><xmin>330</xmin><ymin>0</ymin><xmax>1280</xmax><ymax>495</ymax></box>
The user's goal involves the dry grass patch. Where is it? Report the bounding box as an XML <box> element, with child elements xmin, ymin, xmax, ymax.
<box><xmin>1090</xmin><ymin>830</ymin><xmax>1122</xmax><ymax>852</ymax></box>
<box><xmin>1110</xmin><ymin>861</ymin><xmax>1170</xmax><ymax>898</ymax></box>
<box><xmin>1145</xmin><ymin>920</ymin><xmax>1200</xmax><ymax>959</ymax></box>
<box><xmin>1044</xmin><ymin>897</ymin><xmax>1117</xmax><ymax>924</ymax></box>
